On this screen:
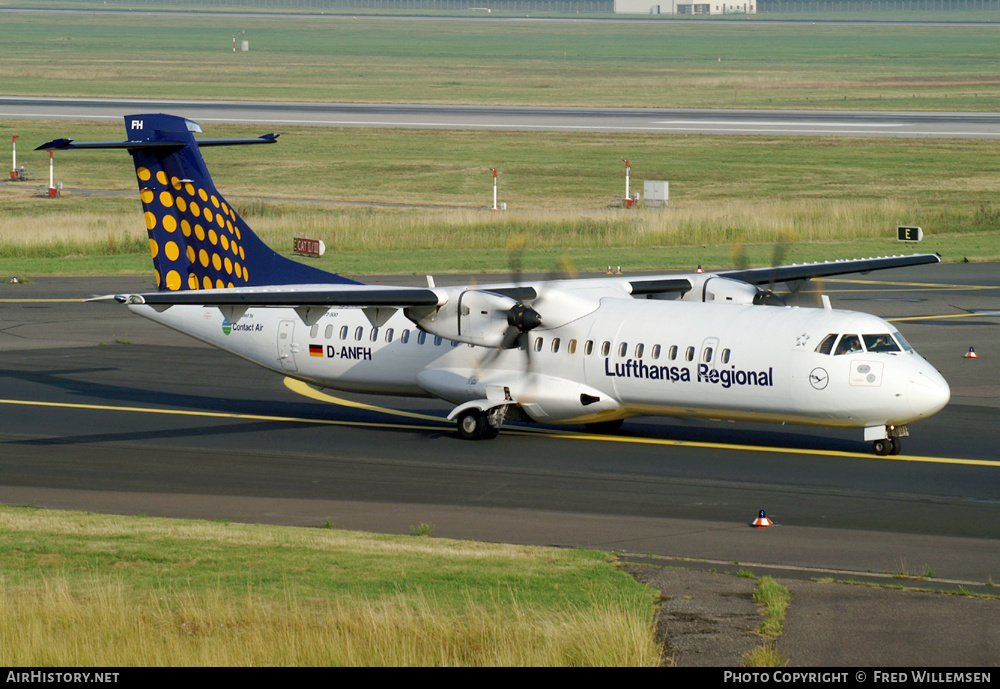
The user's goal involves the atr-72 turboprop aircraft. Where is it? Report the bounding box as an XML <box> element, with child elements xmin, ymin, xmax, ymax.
<box><xmin>38</xmin><ymin>114</ymin><xmax>951</xmax><ymax>455</ymax></box>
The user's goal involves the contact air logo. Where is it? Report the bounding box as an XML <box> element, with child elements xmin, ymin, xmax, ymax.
<box><xmin>222</xmin><ymin>318</ymin><xmax>232</xmax><ymax>335</ymax></box>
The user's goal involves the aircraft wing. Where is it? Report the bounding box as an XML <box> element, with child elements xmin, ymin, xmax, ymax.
<box><xmin>103</xmin><ymin>253</ymin><xmax>939</xmax><ymax>308</ymax></box>
<box><xmin>714</xmin><ymin>253</ymin><xmax>941</xmax><ymax>286</ymax></box>
<box><xmin>98</xmin><ymin>284</ymin><xmax>538</xmax><ymax>308</ymax></box>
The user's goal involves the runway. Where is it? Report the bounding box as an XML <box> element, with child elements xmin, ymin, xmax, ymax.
<box><xmin>4</xmin><ymin>96</ymin><xmax>1000</xmax><ymax>138</ymax></box>
<box><xmin>1</xmin><ymin>264</ymin><xmax>999</xmax><ymax>589</ymax></box>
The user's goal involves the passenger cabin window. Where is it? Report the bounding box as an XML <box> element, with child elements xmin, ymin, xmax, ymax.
<box><xmin>401</xmin><ymin>329</ymin><xmax>410</xmax><ymax>344</ymax></box>
<box><xmin>651</xmin><ymin>344</ymin><xmax>661</xmax><ymax>360</ymax></box>
<box><xmin>601</xmin><ymin>341</ymin><xmax>611</xmax><ymax>357</ymax></box>
<box><xmin>685</xmin><ymin>346</ymin><xmax>695</xmax><ymax>362</ymax></box>
<box><xmin>551</xmin><ymin>338</ymin><xmax>560</xmax><ymax>354</ymax></box>
<box><xmin>834</xmin><ymin>334</ymin><xmax>863</xmax><ymax>355</ymax></box>
<box><xmin>668</xmin><ymin>345</ymin><xmax>678</xmax><ymax>361</ymax></box>
<box><xmin>340</xmin><ymin>325</ymin><xmax>349</xmax><ymax>340</ymax></box>
<box><xmin>310</xmin><ymin>324</ymin><xmax>319</xmax><ymax>339</ymax></box>
<box><xmin>433</xmin><ymin>336</ymin><xmax>443</xmax><ymax>346</ymax></box>
<box><xmin>585</xmin><ymin>340</ymin><xmax>594</xmax><ymax>356</ymax></box>
<box><xmin>568</xmin><ymin>339</ymin><xmax>577</xmax><ymax>354</ymax></box>
<box><xmin>370</xmin><ymin>327</ymin><xmax>379</xmax><ymax>342</ymax></box>
<box><xmin>864</xmin><ymin>334</ymin><xmax>901</xmax><ymax>353</ymax></box>
<box><xmin>355</xmin><ymin>326</ymin><xmax>364</xmax><ymax>341</ymax></box>
<box><xmin>324</xmin><ymin>324</ymin><xmax>333</xmax><ymax>340</ymax></box>
<box><xmin>721</xmin><ymin>348</ymin><xmax>731</xmax><ymax>364</ymax></box>
<box><xmin>617</xmin><ymin>342</ymin><xmax>628</xmax><ymax>358</ymax></box>
<box><xmin>815</xmin><ymin>333</ymin><xmax>838</xmax><ymax>355</ymax></box>
<box><xmin>417</xmin><ymin>331</ymin><xmax>427</xmax><ymax>345</ymax></box>
<box><xmin>635</xmin><ymin>344</ymin><xmax>644</xmax><ymax>359</ymax></box>
<box><xmin>534</xmin><ymin>337</ymin><xmax>543</xmax><ymax>353</ymax></box>
<box><xmin>385</xmin><ymin>328</ymin><xmax>394</xmax><ymax>343</ymax></box>
<box><xmin>703</xmin><ymin>347</ymin><xmax>713</xmax><ymax>363</ymax></box>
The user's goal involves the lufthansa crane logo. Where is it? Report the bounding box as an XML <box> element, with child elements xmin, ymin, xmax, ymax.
<box><xmin>809</xmin><ymin>367</ymin><xmax>829</xmax><ymax>390</ymax></box>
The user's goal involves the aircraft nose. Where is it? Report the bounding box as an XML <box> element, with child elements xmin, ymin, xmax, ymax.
<box><xmin>908</xmin><ymin>367</ymin><xmax>950</xmax><ymax>418</ymax></box>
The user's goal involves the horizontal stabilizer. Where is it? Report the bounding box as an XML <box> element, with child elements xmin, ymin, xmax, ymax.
<box><xmin>36</xmin><ymin>134</ymin><xmax>278</xmax><ymax>151</ymax></box>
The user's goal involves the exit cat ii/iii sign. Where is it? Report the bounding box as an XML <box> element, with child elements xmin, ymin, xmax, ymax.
<box><xmin>897</xmin><ymin>226</ymin><xmax>923</xmax><ymax>242</ymax></box>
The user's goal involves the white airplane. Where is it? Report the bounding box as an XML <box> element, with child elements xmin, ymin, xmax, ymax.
<box><xmin>38</xmin><ymin>113</ymin><xmax>950</xmax><ymax>455</ymax></box>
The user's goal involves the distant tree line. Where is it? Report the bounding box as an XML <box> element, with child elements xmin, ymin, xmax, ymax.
<box><xmin>91</xmin><ymin>0</ymin><xmax>1000</xmax><ymax>11</ymax></box>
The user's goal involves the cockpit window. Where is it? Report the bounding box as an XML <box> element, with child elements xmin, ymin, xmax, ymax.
<box><xmin>863</xmin><ymin>333</ymin><xmax>901</xmax><ymax>353</ymax></box>
<box><xmin>834</xmin><ymin>334</ymin><xmax>863</xmax><ymax>355</ymax></box>
<box><xmin>815</xmin><ymin>333</ymin><xmax>838</xmax><ymax>355</ymax></box>
<box><xmin>892</xmin><ymin>331</ymin><xmax>913</xmax><ymax>352</ymax></box>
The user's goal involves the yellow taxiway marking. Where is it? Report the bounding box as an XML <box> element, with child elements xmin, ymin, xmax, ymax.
<box><xmin>0</xmin><ymin>396</ymin><xmax>437</xmax><ymax>434</ymax></box>
<box><xmin>278</xmin><ymin>379</ymin><xmax>1000</xmax><ymax>467</ymax></box>
<box><xmin>890</xmin><ymin>312</ymin><xmax>1000</xmax><ymax>323</ymax></box>
<box><xmin>818</xmin><ymin>278</ymin><xmax>1000</xmax><ymax>291</ymax></box>
<box><xmin>0</xmin><ymin>387</ymin><xmax>996</xmax><ymax>468</ymax></box>
<box><xmin>283</xmin><ymin>378</ymin><xmax>445</xmax><ymax>422</ymax></box>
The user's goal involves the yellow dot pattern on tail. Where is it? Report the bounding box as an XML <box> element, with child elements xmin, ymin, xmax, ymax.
<box><xmin>137</xmin><ymin>166</ymin><xmax>248</xmax><ymax>291</ymax></box>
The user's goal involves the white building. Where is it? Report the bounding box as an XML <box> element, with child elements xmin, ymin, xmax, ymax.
<box><xmin>614</xmin><ymin>0</ymin><xmax>755</xmax><ymax>13</ymax></box>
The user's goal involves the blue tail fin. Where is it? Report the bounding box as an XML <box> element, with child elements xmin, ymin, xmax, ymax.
<box><xmin>40</xmin><ymin>113</ymin><xmax>357</xmax><ymax>291</ymax></box>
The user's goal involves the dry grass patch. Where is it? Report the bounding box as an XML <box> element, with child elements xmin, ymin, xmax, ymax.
<box><xmin>0</xmin><ymin>506</ymin><xmax>661</xmax><ymax>666</ymax></box>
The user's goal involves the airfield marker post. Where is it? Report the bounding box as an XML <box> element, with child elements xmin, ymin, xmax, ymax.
<box><xmin>47</xmin><ymin>150</ymin><xmax>58</xmax><ymax>197</ymax></box>
<box><xmin>622</xmin><ymin>158</ymin><xmax>633</xmax><ymax>207</ymax></box>
<box><xmin>491</xmin><ymin>167</ymin><xmax>498</xmax><ymax>211</ymax></box>
<box><xmin>10</xmin><ymin>135</ymin><xmax>17</xmax><ymax>180</ymax></box>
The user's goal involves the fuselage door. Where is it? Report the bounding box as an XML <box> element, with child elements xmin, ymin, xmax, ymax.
<box><xmin>277</xmin><ymin>319</ymin><xmax>298</xmax><ymax>372</ymax></box>
<box><xmin>700</xmin><ymin>336</ymin><xmax>720</xmax><ymax>372</ymax></box>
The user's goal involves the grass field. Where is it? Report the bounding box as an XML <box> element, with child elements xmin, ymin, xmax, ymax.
<box><xmin>0</xmin><ymin>505</ymin><xmax>660</xmax><ymax>665</ymax></box>
<box><xmin>3</xmin><ymin>122</ymin><xmax>999</xmax><ymax>276</ymax></box>
<box><xmin>2</xmin><ymin>8</ymin><xmax>1000</xmax><ymax>110</ymax></box>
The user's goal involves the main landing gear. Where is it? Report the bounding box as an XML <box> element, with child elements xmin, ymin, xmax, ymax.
<box><xmin>456</xmin><ymin>407</ymin><xmax>504</xmax><ymax>440</ymax></box>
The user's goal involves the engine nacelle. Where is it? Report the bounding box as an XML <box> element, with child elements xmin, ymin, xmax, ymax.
<box><xmin>406</xmin><ymin>289</ymin><xmax>522</xmax><ymax>347</ymax></box>
<box><xmin>679</xmin><ymin>275</ymin><xmax>760</xmax><ymax>305</ymax></box>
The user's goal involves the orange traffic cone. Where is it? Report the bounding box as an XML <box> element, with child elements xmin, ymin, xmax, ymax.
<box><xmin>752</xmin><ymin>510</ymin><xmax>773</xmax><ymax>528</ymax></box>
<box><xmin>964</xmin><ymin>347</ymin><xmax>978</xmax><ymax>359</ymax></box>
<box><xmin>696</xmin><ymin>265</ymin><xmax>704</xmax><ymax>273</ymax></box>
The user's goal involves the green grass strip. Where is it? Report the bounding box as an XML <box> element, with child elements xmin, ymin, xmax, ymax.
<box><xmin>0</xmin><ymin>505</ymin><xmax>661</xmax><ymax>666</ymax></box>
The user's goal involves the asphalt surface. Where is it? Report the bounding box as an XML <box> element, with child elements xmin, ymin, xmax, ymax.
<box><xmin>1</xmin><ymin>266</ymin><xmax>999</xmax><ymax>665</ymax></box>
<box><xmin>4</xmin><ymin>96</ymin><xmax>1000</xmax><ymax>138</ymax></box>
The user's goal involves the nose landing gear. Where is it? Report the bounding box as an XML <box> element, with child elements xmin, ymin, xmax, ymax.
<box><xmin>872</xmin><ymin>437</ymin><xmax>902</xmax><ymax>456</ymax></box>
<box><xmin>868</xmin><ymin>424</ymin><xmax>907</xmax><ymax>456</ymax></box>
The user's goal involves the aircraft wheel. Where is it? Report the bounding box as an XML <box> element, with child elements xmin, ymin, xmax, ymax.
<box><xmin>872</xmin><ymin>439</ymin><xmax>891</xmax><ymax>456</ymax></box>
<box><xmin>889</xmin><ymin>437</ymin><xmax>902</xmax><ymax>455</ymax></box>
<box><xmin>584</xmin><ymin>419</ymin><xmax>624</xmax><ymax>434</ymax></box>
<box><xmin>457</xmin><ymin>409</ymin><xmax>488</xmax><ymax>441</ymax></box>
